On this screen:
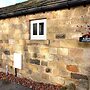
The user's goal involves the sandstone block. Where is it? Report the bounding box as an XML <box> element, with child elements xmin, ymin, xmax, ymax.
<box><xmin>14</xmin><ymin>45</ymin><xmax>24</xmax><ymax>53</ymax></box>
<box><xmin>27</xmin><ymin>64</ymin><xmax>38</xmax><ymax>73</ymax></box>
<box><xmin>52</xmin><ymin>68</ymin><xmax>60</xmax><ymax>76</ymax></box>
<box><xmin>24</xmin><ymin>34</ymin><xmax>29</xmax><ymax>40</ymax></box>
<box><xmin>66</xmin><ymin>65</ymin><xmax>79</xmax><ymax>72</ymax></box>
<box><xmin>37</xmin><ymin>53</ymin><xmax>45</xmax><ymax>59</ymax></box>
<box><xmin>49</xmin><ymin>48</ymin><xmax>57</xmax><ymax>54</ymax></box>
<box><xmin>2</xmin><ymin>53</ymin><xmax>7</xmax><ymax>60</ymax></box>
<box><xmin>71</xmin><ymin>73</ymin><xmax>88</xmax><ymax>80</ymax></box>
<box><xmin>60</xmin><ymin>39</ymin><xmax>78</xmax><ymax>48</ymax></box>
<box><xmin>2</xmin><ymin>34</ymin><xmax>8</xmax><ymax>41</ymax></box>
<box><xmin>19</xmin><ymin>39</ymin><xmax>26</xmax><ymax>45</ymax></box>
<box><xmin>31</xmin><ymin>72</ymin><xmax>42</xmax><ymax>82</ymax></box>
<box><xmin>55</xmin><ymin>33</ymin><xmax>66</xmax><ymax>39</ymax></box>
<box><xmin>66</xmin><ymin>33</ymin><xmax>82</xmax><ymax>40</ymax></box>
<box><xmin>59</xmin><ymin>64</ymin><xmax>70</xmax><ymax>77</ymax></box>
<box><xmin>41</xmin><ymin>73</ymin><xmax>49</xmax><ymax>80</ymax></box>
<box><xmin>50</xmin><ymin>40</ymin><xmax>60</xmax><ymax>48</ymax></box>
<box><xmin>58</xmin><ymin>48</ymin><xmax>68</xmax><ymax>56</ymax></box>
<box><xmin>14</xmin><ymin>30</ymin><xmax>22</xmax><ymax>39</ymax></box>
<box><xmin>46</xmin><ymin>54</ymin><xmax>59</xmax><ymax>61</ymax></box>
<box><xmin>49</xmin><ymin>76</ymin><xmax>65</xmax><ymax>85</ymax></box>
<box><xmin>69</xmin><ymin>48</ymin><xmax>83</xmax><ymax>58</ymax></box>
<box><xmin>87</xmin><ymin>6</ymin><xmax>90</xmax><ymax>16</ymax></box>
<box><xmin>78</xmin><ymin>42</ymin><xmax>90</xmax><ymax>48</ymax></box>
<box><xmin>47</xmin><ymin>33</ymin><xmax>55</xmax><ymax>40</ymax></box>
<box><xmin>83</xmin><ymin>48</ymin><xmax>90</xmax><ymax>60</ymax></box>
<box><xmin>8</xmin><ymin>60</ymin><xmax>13</xmax><ymax>66</ymax></box>
<box><xmin>9</xmin><ymin>55</ymin><xmax>14</xmax><ymax>61</ymax></box>
<box><xmin>30</xmin><ymin>58</ymin><xmax>40</xmax><ymax>65</ymax></box>
<box><xmin>78</xmin><ymin>64</ymin><xmax>90</xmax><ymax>75</ymax></box>
<box><xmin>39</xmin><ymin>46</ymin><xmax>49</xmax><ymax>54</ymax></box>
<box><xmin>48</xmin><ymin>61</ymin><xmax>58</xmax><ymax>68</ymax></box>
<box><xmin>28</xmin><ymin>69</ymin><xmax>32</xmax><ymax>74</ymax></box>
<box><xmin>49</xmin><ymin>61</ymin><xmax>69</xmax><ymax>77</ymax></box>
<box><xmin>70</xmin><ymin>17</ymin><xmax>87</xmax><ymax>24</ymax></box>
<box><xmin>0</xmin><ymin>34</ymin><xmax>3</xmax><ymax>40</ymax></box>
<box><xmin>32</xmin><ymin>53</ymin><xmax>38</xmax><ymax>58</ymax></box>
<box><xmin>47</xmin><ymin>19</ymin><xmax>59</xmax><ymax>32</ymax></box>
<box><xmin>73</xmin><ymin>6</ymin><xmax>88</xmax><ymax>17</ymax></box>
<box><xmin>27</xmin><ymin>46</ymin><xmax>33</xmax><ymax>53</ymax></box>
<box><xmin>41</xmin><ymin>61</ymin><xmax>48</xmax><ymax>66</ymax></box>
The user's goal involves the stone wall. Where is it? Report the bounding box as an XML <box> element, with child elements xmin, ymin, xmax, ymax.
<box><xmin>0</xmin><ymin>5</ymin><xmax>90</xmax><ymax>90</ymax></box>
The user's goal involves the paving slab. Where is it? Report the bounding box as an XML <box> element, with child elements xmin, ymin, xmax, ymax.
<box><xmin>0</xmin><ymin>80</ymin><xmax>32</xmax><ymax>90</ymax></box>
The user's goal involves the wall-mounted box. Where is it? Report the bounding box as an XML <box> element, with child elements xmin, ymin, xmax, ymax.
<box><xmin>14</xmin><ymin>53</ymin><xmax>22</xmax><ymax>69</ymax></box>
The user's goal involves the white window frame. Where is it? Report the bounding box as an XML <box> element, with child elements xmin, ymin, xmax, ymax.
<box><xmin>31</xmin><ymin>19</ymin><xmax>46</xmax><ymax>40</ymax></box>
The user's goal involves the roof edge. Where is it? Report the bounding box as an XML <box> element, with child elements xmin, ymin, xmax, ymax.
<box><xmin>0</xmin><ymin>0</ymin><xmax>90</xmax><ymax>19</ymax></box>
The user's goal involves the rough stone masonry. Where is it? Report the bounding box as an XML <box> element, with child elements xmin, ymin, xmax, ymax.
<box><xmin>0</xmin><ymin>4</ymin><xmax>90</xmax><ymax>90</ymax></box>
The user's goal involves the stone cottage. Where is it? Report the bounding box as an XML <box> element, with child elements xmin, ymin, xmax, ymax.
<box><xmin>0</xmin><ymin>0</ymin><xmax>90</xmax><ymax>89</ymax></box>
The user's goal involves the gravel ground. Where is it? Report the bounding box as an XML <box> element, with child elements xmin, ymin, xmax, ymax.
<box><xmin>0</xmin><ymin>80</ymin><xmax>31</xmax><ymax>90</ymax></box>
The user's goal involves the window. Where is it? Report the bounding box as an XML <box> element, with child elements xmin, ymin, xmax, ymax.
<box><xmin>31</xmin><ymin>19</ymin><xmax>46</xmax><ymax>40</ymax></box>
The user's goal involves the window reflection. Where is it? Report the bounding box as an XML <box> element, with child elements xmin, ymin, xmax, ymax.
<box><xmin>33</xmin><ymin>23</ymin><xmax>37</xmax><ymax>35</ymax></box>
<box><xmin>39</xmin><ymin>23</ymin><xmax>44</xmax><ymax>35</ymax></box>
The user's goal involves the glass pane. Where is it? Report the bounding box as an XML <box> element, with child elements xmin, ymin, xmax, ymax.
<box><xmin>33</xmin><ymin>23</ymin><xmax>37</xmax><ymax>35</ymax></box>
<box><xmin>39</xmin><ymin>23</ymin><xmax>44</xmax><ymax>35</ymax></box>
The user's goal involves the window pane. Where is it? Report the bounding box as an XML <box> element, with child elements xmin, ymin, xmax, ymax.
<box><xmin>39</xmin><ymin>23</ymin><xmax>44</xmax><ymax>35</ymax></box>
<box><xmin>33</xmin><ymin>23</ymin><xmax>37</xmax><ymax>35</ymax></box>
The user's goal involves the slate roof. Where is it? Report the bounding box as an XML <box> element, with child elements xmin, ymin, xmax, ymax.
<box><xmin>0</xmin><ymin>0</ymin><xmax>90</xmax><ymax>19</ymax></box>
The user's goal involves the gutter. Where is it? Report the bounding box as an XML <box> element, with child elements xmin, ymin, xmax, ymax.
<box><xmin>0</xmin><ymin>0</ymin><xmax>90</xmax><ymax>19</ymax></box>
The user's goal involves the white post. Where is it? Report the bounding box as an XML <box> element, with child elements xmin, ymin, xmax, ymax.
<box><xmin>6</xmin><ymin>65</ymin><xmax>8</xmax><ymax>75</ymax></box>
